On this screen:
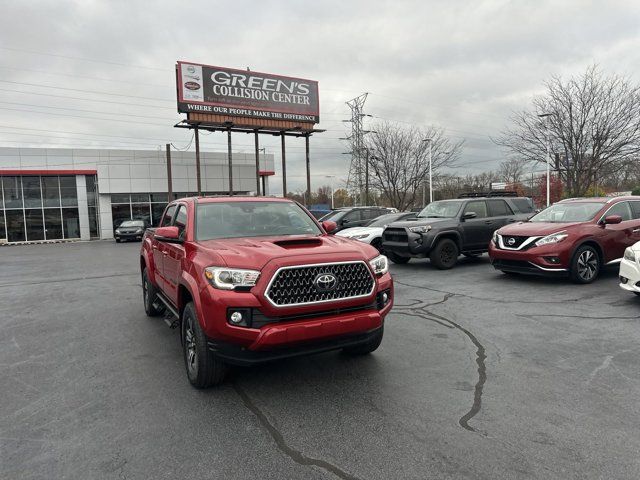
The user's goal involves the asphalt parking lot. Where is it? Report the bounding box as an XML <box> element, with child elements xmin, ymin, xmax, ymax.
<box><xmin>1</xmin><ymin>241</ymin><xmax>640</xmax><ymax>480</ymax></box>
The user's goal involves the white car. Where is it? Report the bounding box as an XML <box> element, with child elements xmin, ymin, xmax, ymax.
<box><xmin>619</xmin><ymin>241</ymin><xmax>640</xmax><ymax>296</ymax></box>
<box><xmin>336</xmin><ymin>212</ymin><xmax>417</xmax><ymax>251</ymax></box>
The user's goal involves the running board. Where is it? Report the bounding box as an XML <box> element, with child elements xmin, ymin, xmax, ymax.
<box><xmin>155</xmin><ymin>293</ymin><xmax>180</xmax><ymax>329</ymax></box>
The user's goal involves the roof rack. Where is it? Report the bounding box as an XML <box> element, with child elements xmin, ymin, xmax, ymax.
<box><xmin>458</xmin><ymin>191</ymin><xmax>519</xmax><ymax>198</ymax></box>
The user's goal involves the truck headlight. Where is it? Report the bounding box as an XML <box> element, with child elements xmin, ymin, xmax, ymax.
<box><xmin>369</xmin><ymin>255</ymin><xmax>389</xmax><ymax>275</ymax></box>
<box><xmin>535</xmin><ymin>231</ymin><xmax>568</xmax><ymax>247</ymax></box>
<box><xmin>624</xmin><ymin>248</ymin><xmax>636</xmax><ymax>262</ymax></box>
<box><xmin>409</xmin><ymin>225</ymin><xmax>431</xmax><ymax>234</ymax></box>
<box><xmin>204</xmin><ymin>267</ymin><xmax>260</xmax><ymax>290</ymax></box>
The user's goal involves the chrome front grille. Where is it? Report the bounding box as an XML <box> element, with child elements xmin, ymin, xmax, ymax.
<box><xmin>265</xmin><ymin>261</ymin><xmax>375</xmax><ymax>307</ymax></box>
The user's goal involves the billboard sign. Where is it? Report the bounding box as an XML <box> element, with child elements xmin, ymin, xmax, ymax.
<box><xmin>176</xmin><ymin>61</ymin><xmax>319</xmax><ymax>123</ymax></box>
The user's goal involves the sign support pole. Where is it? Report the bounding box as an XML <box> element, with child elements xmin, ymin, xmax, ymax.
<box><xmin>305</xmin><ymin>134</ymin><xmax>311</xmax><ymax>206</ymax></box>
<box><xmin>281</xmin><ymin>133</ymin><xmax>287</xmax><ymax>198</ymax></box>
<box><xmin>165</xmin><ymin>143</ymin><xmax>173</xmax><ymax>202</ymax></box>
<box><xmin>227</xmin><ymin>128</ymin><xmax>233</xmax><ymax>196</ymax></box>
<box><xmin>254</xmin><ymin>131</ymin><xmax>261</xmax><ymax>196</ymax></box>
<box><xmin>194</xmin><ymin>127</ymin><xmax>202</xmax><ymax>196</ymax></box>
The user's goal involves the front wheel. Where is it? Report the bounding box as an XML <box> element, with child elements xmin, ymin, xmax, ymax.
<box><xmin>430</xmin><ymin>238</ymin><xmax>459</xmax><ymax>269</ymax></box>
<box><xmin>182</xmin><ymin>302</ymin><xmax>227</xmax><ymax>388</ymax></box>
<box><xmin>570</xmin><ymin>245</ymin><xmax>600</xmax><ymax>284</ymax></box>
<box><xmin>343</xmin><ymin>328</ymin><xmax>383</xmax><ymax>355</ymax></box>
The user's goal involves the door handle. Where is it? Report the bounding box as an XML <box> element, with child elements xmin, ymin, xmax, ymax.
<box><xmin>484</xmin><ymin>220</ymin><xmax>493</xmax><ymax>224</ymax></box>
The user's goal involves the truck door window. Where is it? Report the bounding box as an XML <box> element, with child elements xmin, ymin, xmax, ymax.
<box><xmin>161</xmin><ymin>205</ymin><xmax>176</xmax><ymax>227</ymax></box>
<box><xmin>463</xmin><ymin>201</ymin><xmax>488</xmax><ymax>218</ymax></box>
<box><xmin>173</xmin><ymin>205</ymin><xmax>188</xmax><ymax>239</ymax></box>
<box><xmin>487</xmin><ymin>199</ymin><xmax>513</xmax><ymax>216</ymax></box>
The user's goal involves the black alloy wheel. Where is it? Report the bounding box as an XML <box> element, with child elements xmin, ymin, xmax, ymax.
<box><xmin>430</xmin><ymin>238</ymin><xmax>459</xmax><ymax>269</ymax></box>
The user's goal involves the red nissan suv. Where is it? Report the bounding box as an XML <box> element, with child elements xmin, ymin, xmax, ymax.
<box><xmin>489</xmin><ymin>196</ymin><xmax>640</xmax><ymax>283</ymax></box>
<box><xmin>140</xmin><ymin>197</ymin><xmax>393</xmax><ymax>388</ymax></box>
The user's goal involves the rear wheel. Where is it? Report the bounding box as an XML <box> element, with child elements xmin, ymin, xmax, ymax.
<box><xmin>430</xmin><ymin>238</ymin><xmax>459</xmax><ymax>269</ymax></box>
<box><xmin>387</xmin><ymin>252</ymin><xmax>410</xmax><ymax>264</ymax></box>
<box><xmin>343</xmin><ymin>327</ymin><xmax>383</xmax><ymax>355</ymax></box>
<box><xmin>182</xmin><ymin>302</ymin><xmax>227</xmax><ymax>388</ymax></box>
<box><xmin>115</xmin><ymin>238</ymin><xmax>121</xmax><ymax>243</ymax></box>
<box><xmin>570</xmin><ymin>245</ymin><xmax>600</xmax><ymax>284</ymax></box>
<box><xmin>142</xmin><ymin>268</ymin><xmax>163</xmax><ymax>317</ymax></box>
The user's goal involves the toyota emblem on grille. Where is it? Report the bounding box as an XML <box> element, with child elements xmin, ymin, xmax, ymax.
<box><xmin>507</xmin><ymin>237</ymin><xmax>516</xmax><ymax>246</ymax></box>
<box><xmin>314</xmin><ymin>273</ymin><xmax>338</xmax><ymax>292</ymax></box>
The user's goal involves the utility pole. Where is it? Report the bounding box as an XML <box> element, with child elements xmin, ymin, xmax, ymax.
<box><xmin>165</xmin><ymin>144</ymin><xmax>173</xmax><ymax>202</ymax></box>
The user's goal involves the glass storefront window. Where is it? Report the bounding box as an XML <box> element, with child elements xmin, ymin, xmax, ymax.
<box><xmin>112</xmin><ymin>204</ymin><xmax>131</xmax><ymax>229</ymax></box>
<box><xmin>5</xmin><ymin>209</ymin><xmax>26</xmax><ymax>242</ymax></box>
<box><xmin>25</xmin><ymin>208</ymin><xmax>45</xmax><ymax>241</ymax></box>
<box><xmin>2</xmin><ymin>176</ymin><xmax>23</xmax><ymax>209</ymax></box>
<box><xmin>62</xmin><ymin>208</ymin><xmax>80</xmax><ymax>238</ymax></box>
<box><xmin>88</xmin><ymin>206</ymin><xmax>99</xmax><ymax>238</ymax></box>
<box><xmin>43</xmin><ymin>209</ymin><xmax>63</xmax><ymax>240</ymax></box>
<box><xmin>131</xmin><ymin>204</ymin><xmax>151</xmax><ymax>225</ymax></box>
<box><xmin>22</xmin><ymin>177</ymin><xmax>43</xmax><ymax>208</ymax></box>
<box><xmin>86</xmin><ymin>175</ymin><xmax>97</xmax><ymax>207</ymax></box>
<box><xmin>131</xmin><ymin>193</ymin><xmax>149</xmax><ymax>203</ymax></box>
<box><xmin>42</xmin><ymin>176</ymin><xmax>61</xmax><ymax>207</ymax></box>
<box><xmin>151</xmin><ymin>203</ymin><xmax>167</xmax><ymax>227</ymax></box>
<box><xmin>59</xmin><ymin>176</ymin><xmax>78</xmax><ymax>207</ymax></box>
<box><xmin>111</xmin><ymin>194</ymin><xmax>130</xmax><ymax>204</ymax></box>
<box><xmin>0</xmin><ymin>211</ymin><xmax>6</xmax><ymax>241</ymax></box>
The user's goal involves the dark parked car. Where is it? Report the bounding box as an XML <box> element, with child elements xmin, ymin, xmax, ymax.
<box><xmin>382</xmin><ymin>196</ymin><xmax>533</xmax><ymax>269</ymax></box>
<box><xmin>308</xmin><ymin>208</ymin><xmax>331</xmax><ymax>219</ymax></box>
<box><xmin>320</xmin><ymin>206</ymin><xmax>396</xmax><ymax>232</ymax></box>
<box><xmin>489</xmin><ymin>196</ymin><xmax>640</xmax><ymax>283</ymax></box>
<box><xmin>115</xmin><ymin>220</ymin><xmax>149</xmax><ymax>242</ymax></box>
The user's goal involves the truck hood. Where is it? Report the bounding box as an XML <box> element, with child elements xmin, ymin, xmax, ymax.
<box><xmin>498</xmin><ymin>221</ymin><xmax>583</xmax><ymax>236</ymax></box>
<box><xmin>195</xmin><ymin>234</ymin><xmax>378</xmax><ymax>270</ymax></box>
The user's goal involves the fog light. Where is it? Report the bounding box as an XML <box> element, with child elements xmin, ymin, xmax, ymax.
<box><xmin>229</xmin><ymin>311</ymin><xmax>243</xmax><ymax>324</ymax></box>
<box><xmin>544</xmin><ymin>256</ymin><xmax>561</xmax><ymax>264</ymax></box>
<box><xmin>382</xmin><ymin>292</ymin><xmax>389</xmax><ymax>304</ymax></box>
<box><xmin>620</xmin><ymin>276</ymin><xmax>628</xmax><ymax>284</ymax></box>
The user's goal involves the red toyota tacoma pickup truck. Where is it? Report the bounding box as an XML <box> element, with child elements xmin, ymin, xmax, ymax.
<box><xmin>140</xmin><ymin>197</ymin><xmax>393</xmax><ymax>388</ymax></box>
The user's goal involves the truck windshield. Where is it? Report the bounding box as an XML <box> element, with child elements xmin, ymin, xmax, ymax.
<box><xmin>417</xmin><ymin>200</ymin><xmax>463</xmax><ymax>218</ymax></box>
<box><xmin>196</xmin><ymin>201</ymin><xmax>322</xmax><ymax>240</ymax></box>
<box><xmin>529</xmin><ymin>202</ymin><xmax>604</xmax><ymax>223</ymax></box>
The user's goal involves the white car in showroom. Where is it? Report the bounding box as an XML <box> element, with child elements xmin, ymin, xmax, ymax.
<box><xmin>619</xmin><ymin>241</ymin><xmax>640</xmax><ymax>296</ymax></box>
<box><xmin>336</xmin><ymin>212</ymin><xmax>417</xmax><ymax>252</ymax></box>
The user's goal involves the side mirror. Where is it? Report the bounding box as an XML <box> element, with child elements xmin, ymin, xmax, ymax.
<box><xmin>322</xmin><ymin>220</ymin><xmax>337</xmax><ymax>234</ymax></box>
<box><xmin>155</xmin><ymin>226</ymin><xmax>182</xmax><ymax>242</ymax></box>
<box><xmin>462</xmin><ymin>212</ymin><xmax>477</xmax><ymax>220</ymax></box>
<box><xmin>604</xmin><ymin>215</ymin><xmax>622</xmax><ymax>225</ymax></box>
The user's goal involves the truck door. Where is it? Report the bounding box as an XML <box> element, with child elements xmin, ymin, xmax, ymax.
<box><xmin>163</xmin><ymin>204</ymin><xmax>188</xmax><ymax>306</ymax></box>
<box><xmin>153</xmin><ymin>204</ymin><xmax>176</xmax><ymax>293</ymax></box>
<box><xmin>487</xmin><ymin>199</ymin><xmax>517</xmax><ymax>229</ymax></box>
<box><xmin>461</xmin><ymin>200</ymin><xmax>491</xmax><ymax>250</ymax></box>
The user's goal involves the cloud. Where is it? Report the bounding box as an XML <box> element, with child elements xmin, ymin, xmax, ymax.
<box><xmin>0</xmin><ymin>0</ymin><xmax>639</xmax><ymax>192</ymax></box>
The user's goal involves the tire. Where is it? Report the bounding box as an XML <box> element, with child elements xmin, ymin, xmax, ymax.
<box><xmin>634</xmin><ymin>292</ymin><xmax>640</xmax><ymax>297</ymax></box>
<box><xmin>570</xmin><ymin>245</ymin><xmax>600</xmax><ymax>284</ymax></box>
<box><xmin>142</xmin><ymin>268</ymin><xmax>163</xmax><ymax>317</ymax></box>
<box><xmin>371</xmin><ymin>238</ymin><xmax>384</xmax><ymax>254</ymax></box>
<box><xmin>343</xmin><ymin>327</ymin><xmax>384</xmax><ymax>355</ymax></box>
<box><xmin>115</xmin><ymin>238</ymin><xmax>121</xmax><ymax>243</ymax></box>
<box><xmin>182</xmin><ymin>302</ymin><xmax>227</xmax><ymax>388</ymax></box>
<box><xmin>387</xmin><ymin>252</ymin><xmax>410</xmax><ymax>264</ymax></box>
<box><xmin>463</xmin><ymin>252</ymin><xmax>482</xmax><ymax>258</ymax></box>
<box><xmin>430</xmin><ymin>238</ymin><xmax>459</xmax><ymax>269</ymax></box>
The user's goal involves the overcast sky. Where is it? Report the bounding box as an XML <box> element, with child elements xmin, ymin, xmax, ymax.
<box><xmin>1</xmin><ymin>0</ymin><xmax>639</xmax><ymax>194</ymax></box>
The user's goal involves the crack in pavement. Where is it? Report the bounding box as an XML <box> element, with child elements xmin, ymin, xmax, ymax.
<box><xmin>394</xmin><ymin>293</ymin><xmax>487</xmax><ymax>434</ymax></box>
<box><xmin>0</xmin><ymin>272</ymin><xmax>137</xmax><ymax>288</ymax></box>
<box><xmin>232</xmin><ymin>382</ymin><xmax>362</xmax><ymax>480</ymax></box>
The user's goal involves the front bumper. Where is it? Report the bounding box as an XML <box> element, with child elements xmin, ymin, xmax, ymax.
<box><xmin>619</xmin><ymin>257</ymin><xmax>640</xmax><ymax>293</ymax></box>
<box><xmin>382</xmin><ymin>232</ymin><xmax>433</xmax><ymax>258</ymax></box>
<box><xmin>488</xmin><ymin>242</ymin><xmax>569</xmax><ymax>276</ymax></box>
<box><xmin>115</xmin><ymin>232</ymin><xmax>144</xmax><ymax>241</ymax></box>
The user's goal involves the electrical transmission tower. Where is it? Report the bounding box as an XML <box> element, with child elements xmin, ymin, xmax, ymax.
<box><xmin>345</xmin><ymin>93</ymin><xmax>368</xmax><ymax>205</ymax></box>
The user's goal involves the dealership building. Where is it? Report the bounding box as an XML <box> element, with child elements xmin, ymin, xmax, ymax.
<box><xmin>0</xmin><ymin>147</ymin><xmax>275</xmax><ymax>244</ymax></box>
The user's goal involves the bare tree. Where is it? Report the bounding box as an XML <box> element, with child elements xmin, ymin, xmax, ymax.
<box><xmin>495</xmin><ymin>65</ymin><xmax>640</xmax><ymax>196</ymax></box>
<box><xmin>498</xmin><ymin>158</ymin><xmax>528</xmax><ymax>185</ymax></box>
<box><xmin>364</xmin><ymin>121</ymin><xmax>463</xmax><ymax>210</ymax></box>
